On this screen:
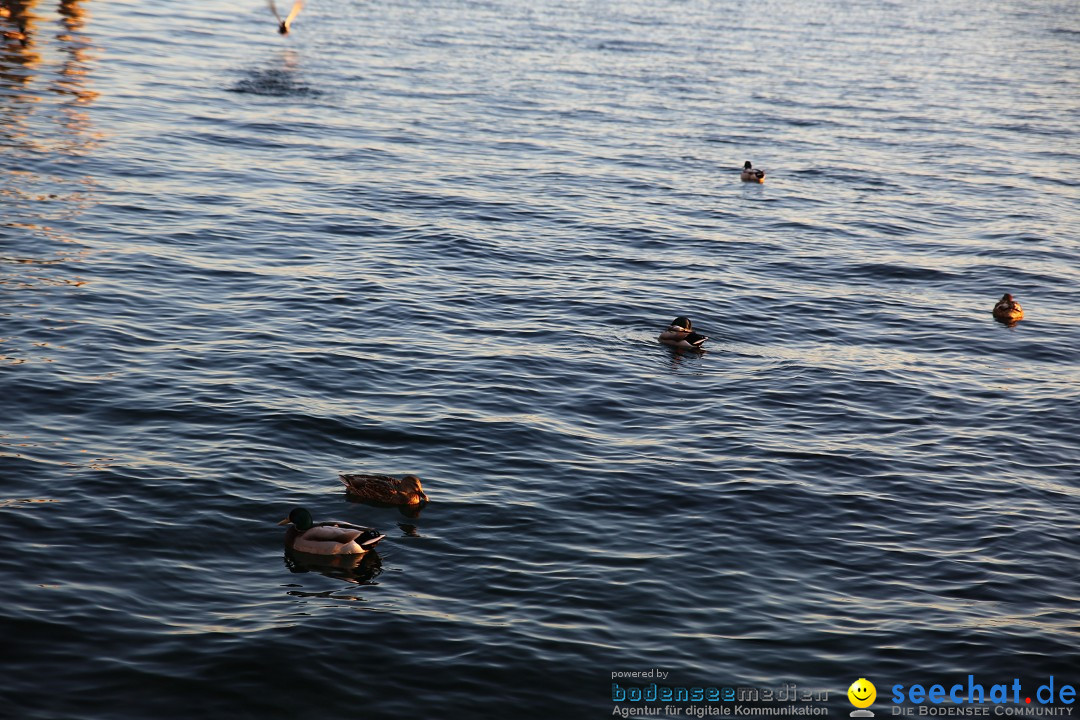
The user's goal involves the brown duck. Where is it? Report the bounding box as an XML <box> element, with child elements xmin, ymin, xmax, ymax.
<box><xmin>340</xmin><ymin>473</ymin><xmax>429</xmax><ymax>506</ymax></box>
<box><xmin>992</xmin><ymin>293</ymin><xmax>1023</xmax><ymax>323</ymax></box>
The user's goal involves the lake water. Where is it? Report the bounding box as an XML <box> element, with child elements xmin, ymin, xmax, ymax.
<box><xmin>2</xmin><ymin>0</ymin><xmax>1078</xmax><ymax>717</ymax></box>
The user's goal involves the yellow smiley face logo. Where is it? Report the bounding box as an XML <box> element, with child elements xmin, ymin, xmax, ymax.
<box><xmin>848</xmin><ymin>678</ymin><xmax>876</xmax><ymax>708</ymax></box>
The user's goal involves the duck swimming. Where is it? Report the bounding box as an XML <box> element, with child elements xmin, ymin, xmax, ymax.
<box><xmin>340</xmin><ymin>473</ymin><xmax>429</xmax><ymax>506</ymax></box>
<box><xmin>658</xmin><ymin>316</ymin><xmax>708</xmax><ymax>350</ymax></box>
<box><xmin>277</xmin><ymin>507</ymin><xmax>385</xmax><ymax>555</ymax></box>
<box><xmin>268</xmin><ymin>0</ymin><xmax>303</xmax><ymax>34</ymax></box>
<box><xmin>993</xmin><ymin>293</ymin><xmax>1023</xmax><ymax>323</ymax></box>
<box><xmin>741</xmin><ymin>161</ymin><xmax>765</xmax><ymax>183</ymax></box>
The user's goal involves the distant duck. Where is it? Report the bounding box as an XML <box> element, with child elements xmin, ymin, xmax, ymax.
<box><xmin>268</xmin><ymin>0</ymin><xmax>303</xmax><ymax>34</ymax></box>
<box><xmin>658</xmin><ymin>316</ymin><xmax>708</xmax><ymax>350</ymax></box>
<box><xmin>741</xmin><ymin>161</ymin><xmax>765</xmax><ymax>183</ymax></box>
<box><xmin>277</xmin><ymin>507</ymin><xmax>385</xmax><ymax>555</ymax></box>
<box><xmin>992</xmin><ymin>293</ymin><xmax>1023</xmax><ymax>323</ymax></box>
<box><xmin>340</xmin><ymin>473</ymin><xmax>429</xmax><ymax>506</ymax></box>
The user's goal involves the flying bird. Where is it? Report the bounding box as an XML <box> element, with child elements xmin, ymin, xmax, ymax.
<box><xmin>268</xmin><ymin>0</ymin><xmax>303</xmax><ymax>35</ymax></box>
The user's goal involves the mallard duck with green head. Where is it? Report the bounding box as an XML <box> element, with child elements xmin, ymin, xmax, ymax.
<box><xmin>741</xmin><ymin>161</ymin><xmax>765</xmax><ymax>183</ymax></box>
<box><xmin>340</xmin><ymin>473</ymin><xmax>429</xmax><ymax>506</ymax></box>
<box><xmin>658</xmin><ymin>316</ymin><xmax>708</xmax><ymax>351</ymax></box>
<box><xmin>277</xmin><ymin>507</ymin><xmax>385</xmax><ymax>555</ymax></box>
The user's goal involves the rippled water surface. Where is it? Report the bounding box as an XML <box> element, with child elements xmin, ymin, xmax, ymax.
<box><xmin>2</xmin><ymin>0</ymin><xmax>1078</xmax><ymax>717</ymax></box>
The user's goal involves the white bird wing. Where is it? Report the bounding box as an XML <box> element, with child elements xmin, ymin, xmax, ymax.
<box><xmin>285</xmin><ymin>0</ymin><xmax>304</xmax><ymax>25</ymax></box>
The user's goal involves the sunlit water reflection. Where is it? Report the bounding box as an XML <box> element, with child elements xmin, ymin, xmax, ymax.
<box><xmin>1</xmin><ymin>0</ymin><xmax>1078</xmax><ymax>717</ymax></box>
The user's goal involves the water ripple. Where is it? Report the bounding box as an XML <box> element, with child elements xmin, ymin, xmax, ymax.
<box><xmin>1</xmin><ymin>0</ymin><xmax>1078</xmax><ymax>717</ymax></box>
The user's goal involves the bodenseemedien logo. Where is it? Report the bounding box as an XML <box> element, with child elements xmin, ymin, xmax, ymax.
<box><xmin>848</xmin><ymin>678</ymin><xmax>877</xmax><ymax>717</ymax></box>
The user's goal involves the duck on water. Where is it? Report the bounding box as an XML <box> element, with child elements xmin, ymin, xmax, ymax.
<box><xmin>658</xmin><ymin>317</ymin><xmax>708</xmax><ymax>351</ymax></box>
<box><xmin>277</xmin><ymin>507</ymin><xmax>385</xmax><ymax>555</ymax></box>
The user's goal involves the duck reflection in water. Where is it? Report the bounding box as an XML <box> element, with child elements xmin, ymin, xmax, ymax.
<box><xmin>284</xmin><ymin>547</ymin><xmax>383</xmax><ymax>586</ymax></box>
<box><xmin>345</xmin><ymin>491</ymin><xmax>429</xmax><ymax>519</ymax></box>
<box><xmin>397</xmin><ymin>522</ymin><xmax>421</xmax><ymax>537</ymax></box>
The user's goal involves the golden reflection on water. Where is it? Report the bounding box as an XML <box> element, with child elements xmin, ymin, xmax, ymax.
<box><xmin>1</xmin><ymin>0</ymin><xmax>100</xmax><ymax>218</ymax></box>
<box><xmin>0</xmin><ymin>497</ymin><xmax>60</xmax><ymax>507</ymax></box>
<box><xmin>2</xmin><ymin>1</ymin><xmax>99</xmax><ymax>366</ymax></box>
<box><xmin>0</xmin><ymin>0</ymin><xmax>100</xmax><ymax>151</ymax></box>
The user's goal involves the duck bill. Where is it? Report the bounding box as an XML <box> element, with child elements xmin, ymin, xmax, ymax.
<box><xmin>276</xmin><ymin>517</ymin><xmax>291</xmax><ymax>526</ymax></box>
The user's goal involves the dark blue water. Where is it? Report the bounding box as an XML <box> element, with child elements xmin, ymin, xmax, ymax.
<box><xmin>2</xmin><ymin>0</ymin><xmax>1078</xmax><ymax>717</ymax></box>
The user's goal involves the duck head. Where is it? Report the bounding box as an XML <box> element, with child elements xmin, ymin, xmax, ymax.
<box><xmin>278</xmin><ymin>507</ymin><xmax>314</xmax><ymax>531</ymax></box>
<box><xmin>669</xmin><ymin>316</ymin><xmax>692</xmax><ymax>333</ymax></box>
<box><xmin>744</xmin><ymin>161</ymin><xmax>752</xmax><ymax>170</ymax></box>
<box><xmin>1000</xmin><ymin>293</ymin><xmax>1014</xmax><ymax>303</ymax></box>
<box><xmin>400</xmin><ymin>475</ymin><xmax>429</xmax><ymax>504</ymax></box>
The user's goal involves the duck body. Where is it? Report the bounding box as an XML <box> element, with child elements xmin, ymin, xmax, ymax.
<box><xmin>658</xmin><ymin>316</ymin><xmax>707</xmax><ymax>350</ymax></box>
<box><xmin>993</xmin><ymin>293</ymin><xmax>1023</xmax><ymax>322</ymax></box>
<box><xmin>278</xmin><ymin>508</ymin><xmax>384</xmax><ymax>555</ymax></box>
<box><xmin>741</xmin><ymin>161</ymin><xmax>765</xmax><ymax>183</ymax></box>
<box><xmin>340</xmin><ymin>473</ymin><xmax>429</xmax><ymax>506</ymax></box>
